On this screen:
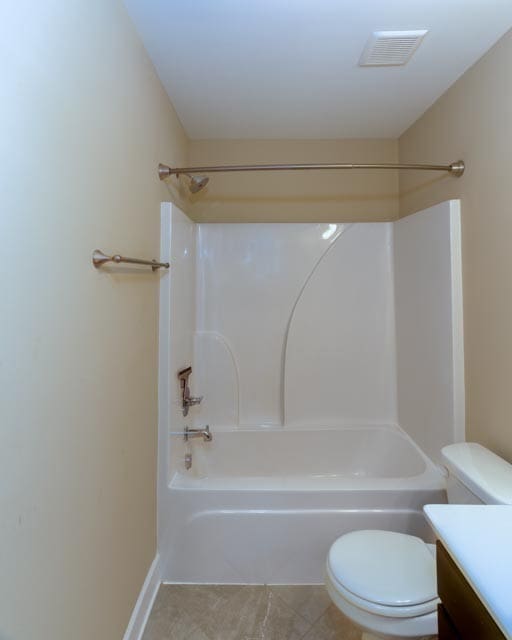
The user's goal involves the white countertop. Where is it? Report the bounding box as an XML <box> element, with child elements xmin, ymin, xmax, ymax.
<box><xmin>424</xmin><ymin>505</ymin><xmax>512</xmax><ymax>639</ymax></box>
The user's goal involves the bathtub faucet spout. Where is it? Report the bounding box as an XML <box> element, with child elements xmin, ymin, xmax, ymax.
<box><xmin>185</xmin><ymin>425</ymin><xmax>212</xmax><ymax>442</ymax></box>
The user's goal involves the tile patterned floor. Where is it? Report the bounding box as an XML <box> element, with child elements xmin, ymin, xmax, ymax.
<box><xmin>142</xmin><ymin>585</ymin><xmax>362</xmax><ymax>640</ymax></box>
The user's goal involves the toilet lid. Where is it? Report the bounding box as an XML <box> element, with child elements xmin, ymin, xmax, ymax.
<box><xmin>327</xmin><ymin>530</ymin><xmax>437</xmax><ymax>608</ymax></box>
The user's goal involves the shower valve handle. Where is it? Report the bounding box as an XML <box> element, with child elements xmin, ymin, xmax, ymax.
<box><xmin>178</xmin><ymin>366</ymin><xmax>203</xmax><ymax>416</ymax></box>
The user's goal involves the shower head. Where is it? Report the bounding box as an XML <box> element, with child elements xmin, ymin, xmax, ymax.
<box><xmin>186</xmin><ymin>174</ymin><xmax>209</xmax><ymax>194</ymax></box>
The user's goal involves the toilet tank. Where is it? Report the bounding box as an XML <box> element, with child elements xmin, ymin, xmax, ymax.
<box><xmin>442</xmin><ymin>443</ymin><xmax>512</xmax><ymax>505</ymax></box>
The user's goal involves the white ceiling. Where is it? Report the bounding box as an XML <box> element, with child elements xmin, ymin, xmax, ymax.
<box><xmin>124</xmin><ymin>0</ymin><xmax>512</xmax><ymax>139</ymax></box>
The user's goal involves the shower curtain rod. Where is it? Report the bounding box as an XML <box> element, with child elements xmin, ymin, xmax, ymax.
<box><xmin>158</xmin><ymin>160</ymin><xmax>465</xmax><ymax>180</ymax></box>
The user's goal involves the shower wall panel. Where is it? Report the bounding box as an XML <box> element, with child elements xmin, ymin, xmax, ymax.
<box><xmin>394</xmin><ymin>200</ymin><xmax>464</xmax><ymax>463</ymax></box>
<box><xmin>284</xmin><ymin>223</ymin><xmax>396</xmax><ymax>426</ymax></box>
<box><xmin>195</xmin><ymin>222</ymin><xmax>397</xmax><ymax>428</ymax></box>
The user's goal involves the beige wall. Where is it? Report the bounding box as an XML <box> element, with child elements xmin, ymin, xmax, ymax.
<box><xmin>399</xmin><ymin>29</ymin><xmax>512</xmax><ymax>461</ymax></box>
<box><xmin>1</xmin><ymin>2</ymin><xmax>188</xmax><ymax>639</ymax></box>
<box><xmin>188</xmin><ymin>139</ymin><xmax>399</xmax><ymax>222</ymax></box>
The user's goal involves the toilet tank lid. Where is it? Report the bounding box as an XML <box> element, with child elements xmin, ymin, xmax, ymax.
<box><xmin>442</xmin><ymin>443</ymin><xmax>512</xmax><ymax>505</ymax></box>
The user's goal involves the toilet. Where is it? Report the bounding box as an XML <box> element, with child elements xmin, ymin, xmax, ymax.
<box><xmin>325</xmin><ymin>442</ymin><xmax>512</xmax><ymax>640</ymax></box>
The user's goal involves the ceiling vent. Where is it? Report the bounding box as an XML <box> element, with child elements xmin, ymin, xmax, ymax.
<box><xmin>359</xmin><ymin>30</ymin><xmax>428</xmax><ymax>67</ymax></box>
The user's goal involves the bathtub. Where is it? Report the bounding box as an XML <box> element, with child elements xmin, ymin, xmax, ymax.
<box><xmin>163</xmin><ymin>425</ymin><xmax>446</xmax><ymax>584</ymax></box>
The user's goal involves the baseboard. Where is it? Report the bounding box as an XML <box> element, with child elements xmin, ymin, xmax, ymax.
<box><xmin>123</xmin><ymin>553</ymin><xmax>161</xmax><ymax>640</ymax></box>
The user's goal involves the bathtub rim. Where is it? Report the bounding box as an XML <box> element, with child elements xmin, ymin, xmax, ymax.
<box><xmin>169</xmin><ymin>423</ymin><xmax>446</xmax><ymax>492</ymax></box>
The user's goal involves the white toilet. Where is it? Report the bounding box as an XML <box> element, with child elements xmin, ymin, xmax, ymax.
<box><xmin>325</xmin><ymin>442</ymin><xmax>512</xmax><ymax>640</ymax></box>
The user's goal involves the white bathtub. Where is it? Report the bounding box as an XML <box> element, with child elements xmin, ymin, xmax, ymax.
<box><xmin>171</xmin><ymin>425</ymin><xmax>440</xmax><ymax>489</ymax></box>
<box><xmin>163</xmin><ymin>425</ymin><xmax>446</xmax><ymax>584</ymax></box>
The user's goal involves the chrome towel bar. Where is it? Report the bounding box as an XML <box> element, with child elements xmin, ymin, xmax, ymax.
<box><xmin>92</xmin><ymin>249</ymin><xmax>169</xmax><ymax>271</ymax></box>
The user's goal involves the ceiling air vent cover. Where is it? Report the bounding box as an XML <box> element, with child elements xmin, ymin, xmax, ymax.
<box><xmin>359</xmin><ymin>30</ymin><xmax>428</xmax><ymax>67</ymax></box>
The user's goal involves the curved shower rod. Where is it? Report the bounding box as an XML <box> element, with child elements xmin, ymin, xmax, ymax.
<box><xmin>158</xmin><ymin>159</ymin><xmax>465</xmax><ymax>192</ymax></box>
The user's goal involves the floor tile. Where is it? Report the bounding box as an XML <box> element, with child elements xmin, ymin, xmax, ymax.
<box><xmin>243</xmin><ymin>588</ymin><xmax>311</xmax><ymax>640</ymax></box>
<box><xmin>268</xmin><ymin>585</ymin><xmax>332</xmax><ymax>624</ymax></box>
<box><xmin>142</xmin><ymin>585</ymin><xmax>359</xmax><ymax>640</ymax></box>
<box><xmin>193</xmin><ymin>585</ymin><xmax>311</xmax><ymax>640</ymax></box>
<box><xmin>185</xmin><ymin>627</ymin><xmax>212</xmax><ymax>640</ymax></box>
<box><xmin>142</xmin><ymin>600</ymin><xmax>200</xmax><ymax>640</ymax></box>
<box><xmin>302</xmin><ymin>604</ymin><xmax>362</xmax><ymax>640</ymax></box>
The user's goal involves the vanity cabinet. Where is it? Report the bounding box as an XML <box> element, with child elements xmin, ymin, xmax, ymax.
<box><xmin>436</xmin><ymin>541</ymin><xmax>506</xmax><ymax>640</ymax></box>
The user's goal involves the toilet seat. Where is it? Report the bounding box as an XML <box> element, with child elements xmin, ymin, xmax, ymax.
<box><xmin>327</xmin><ymin>530</ymin><xmax>439</xmax><ymax>617</ymax></box>
<box><xmin>327</xmin><ymin>565</ymin><xmax>438</xmax><ymax>618</ymax></box>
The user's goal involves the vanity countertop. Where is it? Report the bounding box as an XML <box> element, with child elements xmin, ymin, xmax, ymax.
<box><xmin>424</xmin><ymin>504</ymin><xmax>512</xmax><ymax>640</ymax></box>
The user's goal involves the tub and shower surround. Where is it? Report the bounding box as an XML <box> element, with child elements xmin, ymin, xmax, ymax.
<box><xmin>158</xmin><ymin>200</ymin><xmax>464</xmax><ymax>584</ymax></box>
